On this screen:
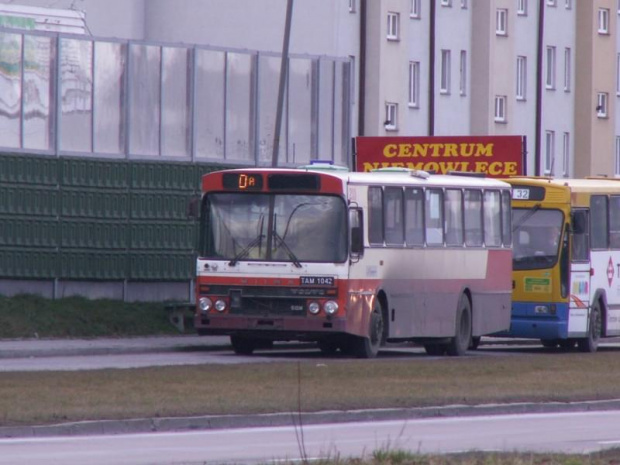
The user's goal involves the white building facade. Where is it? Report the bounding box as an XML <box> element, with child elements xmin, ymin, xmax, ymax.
<box><xmin>1</xmin><ymin>0</ymin><xmax>620</xmax><ymax>177</ymax></box>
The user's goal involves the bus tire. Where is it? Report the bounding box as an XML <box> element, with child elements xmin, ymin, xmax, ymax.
<box><xmin>317</xmin><ymin>338</ymin><xmax>341</xmax><ymax>355</ymax></box>
<box><xmin>424</xmin><ymin>343</ymin><xmax>447</xmax><ymax>356</ymax></box>
<box><xmin>469</xmin><ymin>336</ymin><xmax>481</xmax><ymax>350</ymax></box>
<box><xmin>541</xmin><ymin>339</ymin><xmax>558</xmax><ymax>349</ymax></box>
<box><xmin>447</xmin><ymin>294</ymin><xmax>472</xmax><ymax>356</ymax></box>
<box><xmin>558</xmin><ymin>339</ymin><xmax>576</xmax><ymax>350</ymax></box>
<box><xmin>578</xmin><ymin>301</ymin><xmax>602</xmax><ymax>353</ymax></box>
<box><xmin>230</xmin><ymin>335</ymin><xmax>256</xmax><ymax>355</ymax></box>
<box><xmin>350</xmin><ymin>298</ymin><xmax>385</xmax><ymax>358</ymax></box>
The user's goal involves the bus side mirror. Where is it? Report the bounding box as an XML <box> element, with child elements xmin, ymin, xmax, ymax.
<box><xmin>350</xmin><ymin>208</ymin><xmax>364</xmax><ymax>255</ymax></box>
<box><xmin>187</xmin><ymin>195</ymin><xmax>201</xmax><ymax>219</ymax></box>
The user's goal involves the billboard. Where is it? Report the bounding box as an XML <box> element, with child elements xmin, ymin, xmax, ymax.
<box><xmin>355</xmin><ymin>135</ymin><xmax>525</xmax><ymax>178</ymax></box>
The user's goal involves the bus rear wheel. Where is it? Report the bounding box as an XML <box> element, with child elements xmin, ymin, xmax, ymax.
<box><xmin>578</xmin><ymin>302</ymin><xmax>602</xmax><ymax>353</ymax></box>
<box><xmin>447</xmin><ymin>295</ymin><xmax>472</xmax><ymax>356</ymax></box>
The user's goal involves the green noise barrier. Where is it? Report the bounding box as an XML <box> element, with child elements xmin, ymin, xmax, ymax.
<box><xmin>0</xmin><ymin>154</ymin><xmax>228</xmax><ymax>281</ymax></box>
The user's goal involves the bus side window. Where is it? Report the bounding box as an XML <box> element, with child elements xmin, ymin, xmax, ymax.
<box><xmin>464</xmin><ymin>189</ymin><xmax>483</xmax><ymax>247</ymax></box>
<box><xmin>590</xmin><ymin>195</ymin><xmax>608</xmax><ymax>249</ymax></box>
<box><xmin>445</xmin><ymin>189</ymin><xmax>464</xmax><ymax>246</ymax></box>
<box><xmin>384</xmin><ymin>187</ymin><xmax>404</xmax><ymax>246</ymax></box>
<box><xmin>501</xmin><ymin>190</ymin><xmax>512</xmax><ymax>246</ymax></box>
<box><xmin>405</xmin><ymin>188</ymin><xmax>424</xmax><ymax>246</ymax></box>
<box><xmin>425</xmin><ymin>188</ymin><xmax>444</xmax><ymax>246</ymax></box>
<box><xmin>368</xmin><ymin>187</ymin><xmax>384</xmax><ymax>245</ymax></box>
<box><xmin>571</xmin><ymin>210</ymin><xmax>589</xmax><ymax>261</ymax></box>
<box><xmin>484</xmin><ymin>190</ymin><xmax>502</xmax><ymax>247</ymax></box>
<box><xmin>610</xmin><ymin>196</ymin><xmax>620</xmax><ymax>248</ymax></box>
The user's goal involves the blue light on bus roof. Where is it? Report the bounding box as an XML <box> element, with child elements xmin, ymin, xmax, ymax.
<box><xmin>298</xmin><ymin>161</ymin><xmax>349</xmax><ymax>171</ymax></box>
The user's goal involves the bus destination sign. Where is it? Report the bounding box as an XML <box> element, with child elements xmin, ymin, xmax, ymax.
<box><xmin>222</xmin><ymin>173</ymin><xmax>263</xmax><ymax>191</ymax></box>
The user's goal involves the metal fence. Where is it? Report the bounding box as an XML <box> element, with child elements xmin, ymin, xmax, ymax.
<box><xmin>0</xmin><ymin>27</ymin><xmax>353</xmax><ymax>166</ymax></box>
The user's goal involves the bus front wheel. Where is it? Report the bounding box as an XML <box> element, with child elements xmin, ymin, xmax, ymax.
<box><xmin>349</xmin><ymin>299</ymin><xmax>385</xmax><ymax>358</ymax></box>
<box><xmin>578</xmin><ymin>302</ymin><xmax>602</xmax><ymax>353</ymax></box>
<box><xmin>230</xmin><ymin>335</ymin><xmax>256</xmax><ymax>355</ymax></box>
<box><xmin>447</xmin><ymin>295</ymin><xmax>472</xmax><ymax>356</ymax></box>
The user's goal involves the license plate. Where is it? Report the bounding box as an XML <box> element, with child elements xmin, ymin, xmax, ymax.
<box><xmin>300</xmin><ymin>276</ymin><xmax>335</xmax><ymax>286</ymax></box>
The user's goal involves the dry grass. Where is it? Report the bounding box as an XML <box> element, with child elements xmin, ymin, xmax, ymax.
<box><xmin>2</xmin><ymin>351</ymin><xmax>620</xmax><ymax>427</ymax></box>
<box><xmin>309</xmin><ymin>448</ymin><xmax>620</xmax><ymax>465</ymax></box>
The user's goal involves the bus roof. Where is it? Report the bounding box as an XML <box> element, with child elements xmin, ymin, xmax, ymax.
<box><xmin>504</xmin><ymin>176</ymin><xmax>620</xmax><ymax>193</ymax></box>
<box><xmin>503</xmin><ymin>176</ymin><xmax>620</xmax><ymax>206</ymax></box>
<box><xmin>204</xmin><ymin>167</ymin><xmax>512</xmax><ymax>191</ymax></box>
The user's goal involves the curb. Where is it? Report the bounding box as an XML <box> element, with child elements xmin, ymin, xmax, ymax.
<box><xmin>2</xmin><ymin>399</ymin><xmax>620</xmax><ymax>439</ymax></box>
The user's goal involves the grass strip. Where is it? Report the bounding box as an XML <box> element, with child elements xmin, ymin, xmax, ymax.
<box><xmin>1</xmin><ymin>352</ymin><xmax>620</xmax><ymax>427</ymax></box>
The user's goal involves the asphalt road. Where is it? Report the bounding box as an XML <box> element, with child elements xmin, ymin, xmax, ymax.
<box><xmin>1</xmin><ymin>411</ymin><xmax>620</xmax><ymax>464</ymax></box>
<box><xmin>2</xmin><ymin>335</ymin><xmax>620</xmax><ymax>449</ymax></box>
<box><xmin>1</xmin><ymin>335</ymin><xmax>619</xmax><ymax>372</ymax></box>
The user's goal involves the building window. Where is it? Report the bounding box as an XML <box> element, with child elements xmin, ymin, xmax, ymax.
<box><xmin>564</xmin><ymin>48</ymin><xmax>571</xmax><ymax>92</ymax></box>
<box><xmin>565</xmin><ymin>0</ymin><xmax>571</xmax><ymax>9</ymax></box>
<box><xmin>349</xmin><ymin>0</ymin><xmax>356</xmax><ymax>13</ymax></box>
<box><xmin>516</xmin><ymin>56</ymin><xmax>527</xmax><ymax>100</ymax></box>
<box><xmin>409</xmin><ymin>61</ymin><xmax>420</xmax><ymax>107</ymax></box>
<box><xmin>546</xmin><ymin>46</ymin><xmax>556</xmax><ymax>89</ymax></box>
<box><xmin>440</xmin><ymin>50</ymin><xmax>451</xmax><ymax>94</ymax></box>
<box><xmin>546</xmin><ymin>0</ymin><xmax>556</xmax><ymax>5</ymax></box>
<box><xmin>387</xmin><ymin>12</ymin><xmax>400</xmax><ymax>40</ymax></box>
<box><xmin>410</xmin><ymin>0</ymin><xmax>421</xmax><ymax>18</ymax></box>
<box><xmin>385</xmin><ymin>102</ymin><xmax>398</xmax><ymax>130</ymax></box>
<box><xmin>517</xmin><ymin>0</ymin><xmax>527</xmax><ymax>15</ymax></box>
<box><xmin>461</xmin><ymin>0</ymin><xmax>468</xmax><ymax>8</ymax></box>
<box><xmin>562</xmin><ymin>132</ymin><xmax>570</xmax><ymax>177</ymax></box>
<box><xmin>616</xmin><ymin>137</ymin><xmax>620</xmax><ymax>176</ymax></box>
<box><xmin>544</xmin><ymin>130</ymin><xmax>555</xmax><ymax>175</ymax></box>
<box><xmin>496</xmin><ymin>8</ymin><xmax>508</xmax><ymax>36</ymax></box>
<box><xmin>459</xmin><ymin>51</ymin><xmax>467</xmax><ymax>96</ymax></box>
<box><xmin>441</xmin><ymin>0</ymin><xmax>452</xmax><ymax>6</ymax></box>
<box><xmin>599</xmin><ymin>8</ymin><xmax>610</xmax><ymax>34</ymax></box>
<box><xmin>597</xmin><ymin>92</ymin><xmax>609</xmax><ymax>118</ymax></box>
<box><xmin>494</xmin><ymin>95</ymin><xmax>507</xmax><ymax>122</ymax></box>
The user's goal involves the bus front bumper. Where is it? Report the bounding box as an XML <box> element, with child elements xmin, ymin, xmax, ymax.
<box><xmin>493</xmin><ymin>302</ymin><xmax>570</xmax><ymax>340</ymax></box>
<box><xmin>193</xmin><ymin>314</ymin><xmax>349</xmax><ymax>339</ymax></box>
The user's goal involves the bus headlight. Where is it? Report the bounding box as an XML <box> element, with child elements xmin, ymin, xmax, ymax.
<box><xmin>199</xmin><ymin>297</ymin><xmax>212</xmax><ymax>313</ymax></box>
<box><xmin>214</xmin><ymin>299</ymin><xmax>227</xmax><ymax>312</ymax></box>
<box><xmin>308</xmin><ymin>301</ymin><xmax>320</xmax><ymax>315</ymax></box>
<box><xmin>324</xmin><ymin>301</ymin><xmax>339</xmax><ymax>315</ymax></box>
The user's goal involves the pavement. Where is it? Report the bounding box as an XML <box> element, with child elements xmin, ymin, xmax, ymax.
<box><xmin>0</xmin><ymin>334</ymin><xmax>230</xmax><ymax>359</ymax></box>
<box><xmin>1</xmin><ymin>335</ymin><xmax>620</xmax><ymax>439</ymax></box>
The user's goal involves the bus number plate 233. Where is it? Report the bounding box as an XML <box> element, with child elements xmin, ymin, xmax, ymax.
<box><xmin>300</xmin><ymin>276</ymin><xmax>335</xmax><ymax>286</ymax></box>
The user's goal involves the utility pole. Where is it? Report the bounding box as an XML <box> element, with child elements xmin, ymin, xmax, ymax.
<box><xmin>271</xmin><ymin>0</ymin><xmax>294</xmax><ymax>167</ymax></box>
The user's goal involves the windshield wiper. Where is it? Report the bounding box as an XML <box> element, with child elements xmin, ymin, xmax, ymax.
<box><xmin>228</xmin><ymin>215</ymin><xmax>264</xmax><ymax>266</ymax></box>
<box><xmin>512</xmin><ymin>204</ymin><xmax>541</xmax><ymax>232</ymax></box>
<box><xmin>272</xmin><ymin>230</ymin><xmax>302</xmax><ymax>268</ymax></box>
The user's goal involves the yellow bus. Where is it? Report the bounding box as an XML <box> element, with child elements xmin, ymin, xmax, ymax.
<box><xmin>501</xmin><ymin>176</ymin><xmax>620</xmax><ymax>352</ymax></box>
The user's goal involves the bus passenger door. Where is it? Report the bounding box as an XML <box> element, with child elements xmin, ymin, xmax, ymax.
<box><xmin>568</xmin><ymin>209</ymin><xmax>590</xmax><ymax>336</ymax></box>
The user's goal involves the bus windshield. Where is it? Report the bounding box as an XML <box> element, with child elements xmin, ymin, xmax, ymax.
<box><xmin>200</xmin><ymin>193</ymin><xmax>348</xmax><ymax>263</ymax></box>
<box><xmin>512</xmin><ymin>208</ymin><xmax>564</xmax><ymax>270</ymax></box>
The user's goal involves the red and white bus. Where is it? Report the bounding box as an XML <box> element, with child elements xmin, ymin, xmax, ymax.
<box><xmin>193</xmin><ymin>164</ymin><xmax>513</xmax><ymax>357</ymax></box>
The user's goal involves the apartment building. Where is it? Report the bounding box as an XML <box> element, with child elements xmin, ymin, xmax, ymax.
<box><xmin>575</xmin><ymin>0</ymin><xmax>617</xmax><ymax>178</ymax></box>
<box><xmin>1</xmin><ymin>0</ymin><xmax>620</xmax><ymax>176</ymax></box>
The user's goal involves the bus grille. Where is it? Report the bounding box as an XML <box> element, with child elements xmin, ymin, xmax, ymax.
<box><xmin>229</xmin><ymin>297</ymin><xmax>306</xmax><ymax>316</ymax></box>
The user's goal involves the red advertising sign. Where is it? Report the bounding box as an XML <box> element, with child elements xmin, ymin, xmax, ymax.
<box><xmin>355</xmin><ymin>135</ymin><xmax>525</xmax><ymax>178</ymax></box>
